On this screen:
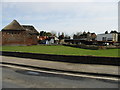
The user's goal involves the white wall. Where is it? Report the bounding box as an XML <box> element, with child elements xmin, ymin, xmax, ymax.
<box><xmin>96</xmin><ymin>33</ymin><xmax>118</xmax><ymax>42</ymax></box>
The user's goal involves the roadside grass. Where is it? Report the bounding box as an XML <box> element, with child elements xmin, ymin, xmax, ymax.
<box><xmin>1</xmin><ymin>45</ymin><xmax>119</xmax><ymax>57</ymax></box>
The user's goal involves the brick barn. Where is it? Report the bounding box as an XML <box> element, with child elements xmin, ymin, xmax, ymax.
<box><xmin>1</xmin><ymin>20</ymin><xmax>39</xmax><ymax>46</ymax></box>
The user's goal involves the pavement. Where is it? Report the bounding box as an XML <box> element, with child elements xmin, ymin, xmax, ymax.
<box><xmin>0</xmin><ymin>56</ymin><xmax>119</xmax><ymax>76</ymax></box>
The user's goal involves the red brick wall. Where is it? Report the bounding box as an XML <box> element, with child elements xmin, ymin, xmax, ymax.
<box><xmin>1</xmin><ymin>31</ymin><xmax>38</xmax><ymax>45</ymax></box>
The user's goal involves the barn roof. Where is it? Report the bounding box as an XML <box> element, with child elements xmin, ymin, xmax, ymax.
<box><xmin>2</xmin><ymin>20</ymin><xmax>24</xmax><ymax>31</ymax></box>
<box><xmin>22</xmin><ymin>25</ymin><xmax>39</xmax><ymax>34</ymax></box>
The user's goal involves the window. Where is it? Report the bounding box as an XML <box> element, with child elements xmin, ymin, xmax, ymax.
<box><xmin>107</xmin><ymin>38</ymin><xmax>113</xmax><ymax>41</ymax></box>
<box><xmin>102</xmin><ymin>37</ymin><xmax>106</xmax><ymax>41</ymax></box>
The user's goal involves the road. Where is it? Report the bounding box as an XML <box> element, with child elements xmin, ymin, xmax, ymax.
<box><xmin>2</xmin><ymin>66</ymin><xmax>119</xmax><ymax>88</ymax></box>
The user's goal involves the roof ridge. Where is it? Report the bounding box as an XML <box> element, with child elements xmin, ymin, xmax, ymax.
<box><xmin>2</xmin><ymin>20</ymin><xmax>24</xmax><ymax>31</ymax></box>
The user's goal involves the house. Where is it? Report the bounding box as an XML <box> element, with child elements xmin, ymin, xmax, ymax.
<box><xmin>38</xmin><ymin>36</ymin><xmax>48</xmax><ymax>44</ymax></box>
<box><xmin>38</xmin><ymin>36</ymin><xmax>59</xmax><ymax>44</ymax></box>
<box><xmin>96</xmin><ymin>33</ymin><xmax>118</xmax><ymax>42</ymax></box>
<box><xmin>1</xmin><ymin>20</ymin><xmax>39</xmax><ymax>46</ymax></box>
<box><xmin>73</xmin><ymin>32</ymin><xmax>96</xmax><ymax>41</ymax></box>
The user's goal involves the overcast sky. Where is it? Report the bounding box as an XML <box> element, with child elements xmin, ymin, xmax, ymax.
<box><xmin>1</xmin><ymin>0</ymin><xmax>119</xmax><ymax>36</ymax></box>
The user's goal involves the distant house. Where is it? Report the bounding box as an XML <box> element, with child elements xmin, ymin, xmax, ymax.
<box><xmin>38</xmin><ymin>36</ymin><xmax>48</xmax><ymax>44</ymax></box>
<box><xmin>80</xmin><ymin>33</ymin><xmax>96</xmax><ymax>41</ymax></box>
<box><xmin>1</xmin><ymin>20</ymin><xmax>39</xmax><ymax>45</ymax></box>
<box><xmin>96</xmin><ymin>33</ymin><xmax>118</xmax><ymax>42</ymax></box>
<box><xmin>73</xmin><ymin>32</ymin><xmax>96</xmax><ymax>41</ymax></box>
<box><xmin>38</xmin><ymin>36</ymin><xmax>59</xmax><ymax>44</ymax></box>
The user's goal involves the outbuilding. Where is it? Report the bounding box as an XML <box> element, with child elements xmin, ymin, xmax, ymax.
<box><xmin>1</xmin><ymin>20</ymin><xmax>39</xmax><ymax>46</ymax></box>
<box><xmin>96</xmin><ymin>33</ymin><xmax>118</xmax><ymax>42</ymax></box>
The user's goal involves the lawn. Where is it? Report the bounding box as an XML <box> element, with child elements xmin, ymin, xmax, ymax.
<box><xmin>0</xmin><ymin>45</ymin><xmax>119</xmax><ymax>57</ymax></box>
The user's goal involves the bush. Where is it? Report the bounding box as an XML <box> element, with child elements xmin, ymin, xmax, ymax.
<box><xmin>98</xmin><ymin>46</ymin><xmax>106</xmax><ymax>50</ymax></box>
<box><xmin>64</xmin><ymin>44</ymin><xmax>120</xmax><ymax>50</ymax></box>
<box><xmin>63</xmin><ymin>44</ymin><xmax>99</xmax><ymax>50</ymax></box>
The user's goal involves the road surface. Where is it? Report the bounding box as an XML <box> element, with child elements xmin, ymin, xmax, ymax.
<box><xmin>2</xmin><ymin>66</ymin><xmax>119</xmax><ymax>88</ymax></box>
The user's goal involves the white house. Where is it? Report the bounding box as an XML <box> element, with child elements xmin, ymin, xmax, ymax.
<box><xmin>96</xmin><ymin>33</ymin><xmax>118</xmax><ymax>42</ymax></box>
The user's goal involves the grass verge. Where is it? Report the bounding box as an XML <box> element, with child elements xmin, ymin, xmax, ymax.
<box><xmin>1</xmin><ymin>45</ymin><xmax>119</xmax><ymax>57</ymax></box>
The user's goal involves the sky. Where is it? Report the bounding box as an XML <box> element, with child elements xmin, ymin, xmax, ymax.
<box><xmin>0</xmin><ymin>0</ymin><xmax>119</xmax><ymax>36</ymax></box>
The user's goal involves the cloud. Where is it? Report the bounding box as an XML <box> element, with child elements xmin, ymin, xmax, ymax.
<box><xmin>1</xmin><ymin>2</ymin><xmax>118</xmax><ymax>35</ymax></box>
<box><xmin>2</xmin><ymin>0</ymin><xmax>120</xmax><ymax>2</ymax></box>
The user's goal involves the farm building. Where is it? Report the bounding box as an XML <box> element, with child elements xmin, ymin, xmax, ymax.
<box><xmin>22</xmin><ymin>25</ymin><xmax>39</xmax><ymax>35</ymax></box>
<box><xmin>96</xmin><ymin>33</ymin><xmax>118</xmax><ymax>42</ymax></box>
<box><xmin>0</xmin><ymin>20</ymin><xmax>39</xmax><ymax>46</ymax></box>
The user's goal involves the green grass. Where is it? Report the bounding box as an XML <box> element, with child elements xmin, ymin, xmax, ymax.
<box><xmin>0</xmin><ymin>45</ymin><xmax>119</xmax><ymax>57</ymax></box>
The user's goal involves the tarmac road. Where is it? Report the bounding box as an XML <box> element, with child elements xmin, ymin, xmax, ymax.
<box><xmin>2</xmin><ymin>66</ymin><xmax>119</xmax><ymax>88</ymax></box>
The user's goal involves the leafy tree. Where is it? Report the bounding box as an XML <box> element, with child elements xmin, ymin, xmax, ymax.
<box><xmin>62</xmin><ymin>32</ymin><xmax>64</xmax><ymax>36</ymax></box>
<box><xmin>64</xmin><ymin>35</ymin><xmax>71</xmax><ymax>39</ymax></box>
<box><xmin>110</xmin><ymin>30</ymin><xmax>118</xmax><ymax>33</ymax></box>
<box><xmin>83</xmin><ymin>31</ymin><xmax>86</xmax><ymax>34</ymax></box>
<box><xmin>73</xmin><ymin>32</ymin><xmax>82</xmax><ymax>39</ymax></box>
<box><xmin>40</xmin><ymin>31</ymin><xmax>46</xmax><ymax>36</ymax></box>
<box><xmin>58</xmin><ymin>32</ymin><xmax>65</xmax><ymax>40</ymax></box>
<box><xmin>46</xmin><ymin>32</ymin><xmax>52</xmax><ymax>36</ymax></box>
<box><xmin>58</xmin><ymin>35</ymin><xmax>64</xmax><ymax>39</ymax></box>
<box><xmin>51</xmin><ymin>31</ymin><xmax>57</xmax><ymax>36</ymax></box>
<box><xmin>91</xmin><ymin>33</ymin><xmax>97</xmax><ymax>40</ymax></box>
<box><xmin>73</xmin><ymin>34</ymin><xmax>77</xmax><ymax>39</ymax></box>
<box><xmin>105</xmin><ymin>31</ymin><xmax>108</xmax><ymax>34</ymax></box>
<box><xmin>87</xmin><ymin>31</ymin><xmax>90</xmax><ymax>34</ymax></box>
<box><xmin>73</xmin><ymin>31</ymin><xmax>96</xmax><ymax>41</ymax></box>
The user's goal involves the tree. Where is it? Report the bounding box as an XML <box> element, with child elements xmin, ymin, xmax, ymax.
<box><xmin>73</xmin><ymin>34</ymin><xmax>77</xmax><ymax>39</ymax></box>
<box><xmin>64</xmin><ymin>35</ymin><xmax>71</xmax><ymax>39</ymax></box>
<box><xmin>58</xmin><ymin>32</ymin><xmax>65</xmax><ymax>40</ymax></box>
<box><xmin>40</xmin><ymin>31</ymin><xmax>46</xmax><ymax>36</ymax></box>
<box><xmin>83</xmin><ymin>31</ymin><xmax>86</xmax><ymax>34</ymax></box>
<box><xmin>46</xmin><ymin>32</ymin><xmax>52</xmax><ymax>36</ymax></box>
<box><xmin>73</xmin><ymin>31</ymin><xmax>96</xmax><ymax>41</ymax></box>
<box><xmin>72</xmin><ymin>32</ymin><xmax>82</xmax><ymax>39</ymax></box>
<box><xmin>58</xmin><ymin>32</ymin><xmax>60</xmax><ymax>37</ymax></box>
<box><xmin>110</xmin><ymin>30</ymin><xmax>118</xmax><ymax>33</ymax></box>
<box><xmin>91</xmin><ymin>33</ymin><xmax>97</xmax><ymax>40</ymax></box>
<box><xmin>51</xmin><ymin>31</ymin><xmax>57</xmax><ymax>36</ymax></box>
<box><xmin>105</xmin><ymin>31</ymin><xmax>108</xmax><ymax>34</ymax></box>
<box><xmin>87</xmin><ymin>31</ymin><xmax>90</xmax><ymax>34</ymax></box>
<box><xmin>76</xmin><ymin>32</ymin><xmax>82</xmax><ymax>36</ymax></box>
<box><xmin>58</xmin><ymin>35</ymin><xmax>64</xmax><ymax>40</ymax></box>
<box><xmin>62</xmin><ymin>32</ymin><xmax>64</xmax><ymax>36</ymax></box>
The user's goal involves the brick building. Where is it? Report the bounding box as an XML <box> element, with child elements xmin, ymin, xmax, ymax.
<box><xmin>0</xmin><ymin>20</ymin><xmax>39</xmax><ymax>45</ymax></box>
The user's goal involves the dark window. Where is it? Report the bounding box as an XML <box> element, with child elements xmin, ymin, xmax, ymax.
<box><xmin>102</xmin><ymin>37</ymin><xmax>106</xmax><ymax>41</ymax></box>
